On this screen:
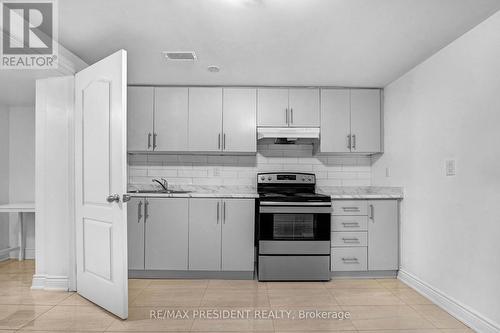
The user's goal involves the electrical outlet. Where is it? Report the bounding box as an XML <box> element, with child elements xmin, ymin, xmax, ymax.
<box><xmin>445</xmin><ymin>160</ymin><xmax>456</xmax><ymax>176</ymax></box>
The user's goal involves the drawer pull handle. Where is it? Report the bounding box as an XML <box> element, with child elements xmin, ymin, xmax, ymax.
<box><xmin>342</xmin><ymin>207</ymin><xmax>360</xmax><ymax>211</ymax></box>
<box><xmin>342</xmin><ymin>237</ymin><xmax>359</xmax><ymax>241</ymax></box>
<box><xmin>342</xmin><ymin>222</ymin><xmax>359</xmax><ymax>227</ymax></box>
<box><xmin>341</xmin><ymin>257</ymin><xmax>359</xmax><ymax>262</ymax></box>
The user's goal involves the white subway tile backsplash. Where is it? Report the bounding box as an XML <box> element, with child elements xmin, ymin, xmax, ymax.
<box><xmin>128</xmin><ymin>145</ymin><xmax>372</xmax><ymax>187</ymax></box>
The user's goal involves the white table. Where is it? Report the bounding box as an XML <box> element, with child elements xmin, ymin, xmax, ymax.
<box><xmin>0</xmin><ymin>203</ymin><xmax>35</xmax><ymax>261</ymax></box>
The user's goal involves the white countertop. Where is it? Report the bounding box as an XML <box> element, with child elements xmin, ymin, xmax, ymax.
<box><xmin>127</xmin><ymin>185</ymin><xmax>403</xmax><ymax>199</ymax></box>
<box><xmin>0</xmin><ymin>203</ymin><xmax>36</xmax><ymax>213</ymax></box>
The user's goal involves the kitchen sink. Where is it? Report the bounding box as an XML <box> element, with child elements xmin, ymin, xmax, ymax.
<box><xmin>129</xmin><ymin>189</ymin><xmax>192</xmax><ymax>194</ymax></box>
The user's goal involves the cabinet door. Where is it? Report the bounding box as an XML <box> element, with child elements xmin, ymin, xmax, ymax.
<box><xmin>350</xmin><ymin>89</ymin><xmax>381</xmax><ymax>153</ymax></box>
<box><xmin>221</xmin><ymin>199</ymin><xmax>255</xmax><ymax>271</ymax></box>
<box><xmin>189</xmin><ymin>199</ymin><xmax>222</xmax><ymax>270</ymax></box>
<box><xmin>145</xmin><ymin>198</ymin><xmax>189</xmax><ymax>270</ymax></box>
<box><xmin>320</xmin><ymin>89</ymin><xmax>351</xmax><ymax>153</ymax></box>
<box><xmin>188</xmin><ymin>88</ymin><xmax>223</xmax><ymax>151</ymax></box>
<box><xmin>127</xmin><ymin>198</ymin><xmax>144</xmax><ymax>270</ymax></box>
<box><xmin>154</xmin><ymin>87</ymin><xmax>189</xmax><ymax>151</ymax></box>
<box><xmin>223</xmin><ymin>88</ymin><xmax>257</xmax><ymax>153</ymax></box>
<box><xmin>288</xmin><ymin>88</ymin><xmax>320</xmax><ymax>127</ymax></box>
<box><xmin>128</xmin><ymin>87</ymin><xmax>153</xmax><ymax>151</ymax></box>
<box><xmin>257</xmin><ymin>88</ymin><xmax>289</xmax><ymax>127</ymax></box>
<box><xmin>368</xmin><ymin>200</ymin><xmax>398</xmax><ymax>270</ymax></box>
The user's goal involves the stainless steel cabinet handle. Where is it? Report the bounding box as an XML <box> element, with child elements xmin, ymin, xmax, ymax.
<box><xmin>285</xmin><ymin>108</ymin><xmax>288</xmax><ymax>124</ymax></box>
<box><xmin>223</xmin><ymin>201</ymin><xmax>226</xmax><ymax>224</ymax></box>
<box><xmin>137</xmin><ymin>201</ymin><xmax>143</xmax><ymax>223</ymax></box>
<box><xmin>347</xmin><ymin>134</ymin><xmax>351</xmax><ymax>149</ymax></box>
<box><xmin>144</xmin><ymin>199</ymin><xmax>149</xmax><ymax>222</ymax></box>
<box><xmin>106</xmin><ymin>194</ymin><xmax>120</xmax><ymax>203</ymax></box>
<box><xmin>352</xmin><ymin>134</ymin><xmax>356</xmax><ymax>150</ymax></box>
<box><xmin>223</xmin><ymin>134</ymin><xmax>226</xmax><ymax>150</ymax></box>
<box><xmin>342</xmin><ymin>207</ymin><xmax>360</xmax><ymax>211</ymax></box>
<box><xmin>342</xmin><ymin>222</ymin><xmax>359</xmax><ymax>227</ymax></box>
<box><xmin>342</xmin><ymin>257</ymin><xmax>359</xmax><ymax>262</ymax></box>
<box><xmin>216</xmin><ymin>201</ymin><xmax>220</xmax><ymax>224</ymax></box>
<box><xmin>369</xmin><ymin>204</ymin><xmax>374</xmax><ymax>220</ymax></box>
<box><xmin>153</xmin><ymin>133</ymin><xmax>157</xmax><ymax>150</ymax></box>
<box><xmin>218</xmin><ymin>134</ymin><xmax>221</xmax><ymax>149</ymax></box>
<box><xmin>342</xmin><ymin>237</ymin><xmax>360</xmax><ymax>242</ymax></box>
<box><xmin>290</xmin><ymin>108</ymin><xmax>293</xmax><ymax>124</ymax></box>
<box><xmin>148</xmin><ymin>133</ymin><xmax>152</xmax><ymax>149</ymax></box>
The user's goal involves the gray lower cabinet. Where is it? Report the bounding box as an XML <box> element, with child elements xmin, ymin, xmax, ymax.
<box><xmin>367</xmin><ymin>200</ymin><xmax>399</xmax><ymax>271</ymax></box>
<box><xmin>189</xmin><ymin>198</ymin><xmax>255</xmax><ymax>271</ymax></box>
<box><xmin>145</xmin><ymin>198</ymin><xmax>189</xmax><ymax>270</ymax></box>
<box><xmin>127</xmin><ymin>197</ymin><xmax>145</xmax><ymax>270</ymax></box>
<box><xmin>127</xmin><ymin>197</ymin><xmax>189</xmax><ymax>270</ymax></box>
<box><xmin>331</xmin><ymin>199</ymin><xmax>399</xmax><ymax>273</ymax></box>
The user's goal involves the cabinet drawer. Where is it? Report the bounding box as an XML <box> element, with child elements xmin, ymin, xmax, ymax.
<box><xmin>332</xmin><ymin>200</ymin><xmax>368</xmax><ymax>215</ymax></box>
<box><xmin>331</xmin><ymin>216</ymin><xmax>368</xmax><ymax>231</ymax></box>
<box><xmin>331</xmin><ymin>247</ymin><xmax>367</xmax><ymax>271</ymax></box>
<box><xmin>331</xmin><ymin>231</ymin><xmax>367</xmax><ymax>247</ymax></box>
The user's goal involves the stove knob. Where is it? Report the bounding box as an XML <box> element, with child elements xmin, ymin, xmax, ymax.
<box><xmin>260</xmin><ymin>176</ymin><xmax>265</xmax><ymax>181</ymax></box>
<box><xmin>268</xmin><ymin>176</ymin><xmax>272</xmax><ymax>181</ymax></box>
<box><xmin>302</xmin><ymin>177</ymin><xmax>306</xmax><ymax>181</ymax></box>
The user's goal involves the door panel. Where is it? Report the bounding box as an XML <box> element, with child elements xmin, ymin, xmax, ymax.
<box><xmin>127</xmin><ymin>86</ymin><xmax>153</xmax><ymax>151</ymax></box>
<box><xmin>221</xmin><ymin>199</ymin><xmax>255</xmax><ymax>271</ymax></box>
<box><xmin>145</xmin><ymin>198</ymin><xmax>189</xmax><ymax>270</ymax></box>
<box><xmin>320</xmin><ymin>89</ymin><xmax>351</xmax><ymax>153</ymax></box>
<box><xmin>257</xmin><ymin>88</ymin><xmax>288</xmax><ymax>127</ymax></box>
<box><xmin>189</xmin><ymin>199</ymin><xmax>221</xmax><ymax>270</ymax></box>
<box><xmin>368</xmin><ymin>200</ymin><xmax>398</xmax><ymax>270</ymax></box>
<box><xmin>350</xmin><ymin>89</ymin><xmax>381</xmax><ymax>153</ymax></box>
<box><xmin>75</xmin><ymin>50</ymin><xmax>128</xmax><ymax>319</ymax></box>
<box><xmin>188</xmin><ymin>88</ymin><xmax>223</xmax><ymax>151</ymax></box>
<box><xmin>127</xmin><ymin>198</ymin><xmax>144</xmax><ymax>270</ymax></box>
<box><xmin>154</xmin><ymin>87</ymin><xmax>189</xmax><ymax>151</ymax></box>
<box><xmin>223</xmin><ymin>88</ymin><xmax>257</xmax><ymax>153</ymax></box>
<box><xmin>288</xmin><ymin>88</ymin><xmax>320</xmax><ymax>127</ymax></box>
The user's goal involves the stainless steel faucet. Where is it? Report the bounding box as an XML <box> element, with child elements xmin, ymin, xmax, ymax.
<box><xmin>152</xmin><ymin>178</ymin><xmax>168</xmax><ymax>191</ymax></box>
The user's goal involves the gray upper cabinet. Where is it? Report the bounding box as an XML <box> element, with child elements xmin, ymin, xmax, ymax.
<box><xmin>320</xmin><ymin>89</ymin><xmax>351</xmax><ymax>153</ymax></box>
<box><xmin>221</xmin><ymin>199</ymin><xmax>255</xmax><ymax>271</ymax></box>
<box><xmin>145</xmin><ymin>198</ymin><xmax>189</xmax><ymax>270</ymax></box>
<box><xmin>127</xmin><ymin>197</ymin><xmax>145</xmax><ymax>270</ymax></box>
<box><xmin>320</xmin><ymin>88</ymin><xmax>381</xmax><ymax>154</ymax></box>
<box><xmin>367</xmin><ymin>200</ymin><xmax>399</xmax><ymax>270</ymax></box>
<box><xmin>189</xmin><ymin>198</ymin><xmax>222</xmax><ymax>270</ymax></box>
<box><xmin>288</xmin><ymin>88</ymin><xmax>320</xmax><ymax>127</ymax></box>
<box><xmin>257</xmin><ymin>88</ymin><xmax>288</xmax><ymax>127</ymax></box>
<box><xmin>257</xmin><ymin>88</ymin><xmax>320</xmax><ymax>127</ymax></box>
<box><xmin>154</xmin><ymin>87</ymin><xmax>189</xmax><ymax>151</ymax></box>
<box><xmin>350</xmin><ymin>89</ymin><xmax>381</xmax><ymax>153</ymax></box>
<box><xmin>188</xmin><ymin>88</ymin><xmax>223</xmax><ymax>152</ymax></box>
<box><xmin>222</xmin><ymin>88</ymin><xmax>257</xmax><ymax>153</ymax></box>
<box><xmin>128</xmin><ymin>87</ymin><xmax>154</xmax><ymax>151</ymax></box>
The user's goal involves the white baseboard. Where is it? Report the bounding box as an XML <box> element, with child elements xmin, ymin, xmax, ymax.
<box><xmin>398</xmin><ymin>269</ymin><xmax>500</xmax><ymax>333</ymax></box>
<box><xmin>31</xmin><ymin>274</ymin><xmax>69</xmax><ymax>291</ymax></box>
<box><xmin>7</xmin><ymin>248</ymin><xmax>35</xmax><ymax>260</ymax></box>
<box><xmin>0</xmin><ymin>253</ymin><xmax>9</xmax><ymax>262</ymax></box>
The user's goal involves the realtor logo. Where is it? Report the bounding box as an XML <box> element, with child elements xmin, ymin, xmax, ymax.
<box><xmin>1</xmin><ymin>0</ymin><xmax>58</xmax><ymax>69</ymax></box>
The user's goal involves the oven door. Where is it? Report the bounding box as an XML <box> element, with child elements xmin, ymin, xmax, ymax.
<box><xmin>258</xmin><ymin>203</ymin><xmax>331</xmax><ymax>242</ymax></box>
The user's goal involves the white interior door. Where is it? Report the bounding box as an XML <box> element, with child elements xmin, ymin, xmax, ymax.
<box><xmin>75</xmin><ymin>50</ymin><xmax>128</xmax><ymax>319</ymax></box>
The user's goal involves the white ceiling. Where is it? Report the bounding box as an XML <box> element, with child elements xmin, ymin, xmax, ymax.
<box><xmin>58</xmin><ymin>0</ymin><xmax>500</xmax><ymax>87</ymax></box>
<box><xmin>2</xmin><ymin>0</ymin><xmax>500</xmax><ymax>106</ymax></box>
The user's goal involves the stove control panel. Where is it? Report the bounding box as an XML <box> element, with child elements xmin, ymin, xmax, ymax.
<box><xmin>258</xmin><ymin>172</ymin><xmax>315</xmax><ymax>184</ymax></box>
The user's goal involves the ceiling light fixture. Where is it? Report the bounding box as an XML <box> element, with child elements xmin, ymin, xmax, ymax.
<box><xmin>207</xmin><ymin>65</ymin><xmax>220</xmax><ymax>73</ymax></box>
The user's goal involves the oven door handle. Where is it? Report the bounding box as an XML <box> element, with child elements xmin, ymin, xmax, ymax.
<box><xmin>259</xmin><ymin>205</ymin><xmax>332</xmax><ymax>214</ymax></box>
<box><xmin>260</xmin><ymin>202</ymin><xmax>332</xmax><ymax>206</ymax></box>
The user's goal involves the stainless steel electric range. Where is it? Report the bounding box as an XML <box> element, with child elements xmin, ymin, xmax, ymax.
<box><xmin>256</xmin><ymin>172</ymin><xmax>332</xmax><ymax>281</ymax></box>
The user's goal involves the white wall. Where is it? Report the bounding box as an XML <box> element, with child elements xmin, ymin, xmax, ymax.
<box><xmin>0</xmin><ymin>105</ymin><xmax>9</xmax><ymax>260</ymax></box>
<box><xmin>128</xmin><ymin>145</ymin><xmax>372</xmax><ymax>189</ymax></box>
<box><xmin>372</xmin><ymin>11</ymin><xmax>500</xmax><ymax>330</ymax></box>
<box><xmin>8</xmin><ymin>107</ymin><xmax>36</xmax><ymax>259</ymax></box>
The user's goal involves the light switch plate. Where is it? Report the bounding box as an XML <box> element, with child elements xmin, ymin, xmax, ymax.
<box><xmin>445</xmin><ymin>160</ymin><xmax>456</xmax><ymax>176</ymax></box>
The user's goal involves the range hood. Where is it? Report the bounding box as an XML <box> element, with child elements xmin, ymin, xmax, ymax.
<box><xmin>257</xmin><ymin>127</ymin><xmax>320</xmax><ymax>144</ymax></box>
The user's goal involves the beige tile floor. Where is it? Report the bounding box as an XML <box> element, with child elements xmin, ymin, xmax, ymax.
<box><xmin>0</xmin><ymin>259</ymin><xmax>474</xmax><ymax>332</ymax></box>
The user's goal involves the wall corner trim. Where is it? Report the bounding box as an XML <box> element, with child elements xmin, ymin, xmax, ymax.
<box><xmin>31</xmin><ymin>274</ymin><xmax>70</xmax><ymax>291</ymax></box>
<box><xmin>398</xmin><ymin>269</ymin><xmax>500</xmax><ymax>333</ymax></box>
